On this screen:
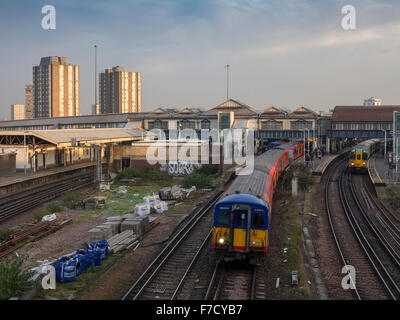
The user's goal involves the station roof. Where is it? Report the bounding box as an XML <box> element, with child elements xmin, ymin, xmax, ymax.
<box><xmin>332</xmin><ymin>106</ymin><xmax>400</xmax><ymax>121</ymax></box>
<box><xmin>203</xmin><ymin>99</ymin><xmax>259</xmax><ymax>117</ymax></box>
<box><xmin>0</xmin><ymin>128</ymin><xmax>155</xmax><ymax>147</ymax></box>
<box><xmin>0</xmin><ymin>113</ymin><xmax>137</xmax><ymax>128</ymax></box>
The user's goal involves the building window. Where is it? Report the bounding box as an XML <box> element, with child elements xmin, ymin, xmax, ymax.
<box><xmin>201</xmin><ymin>119</ymin><xmax>211</xmax><ymax>130</ymax></box>
<box><xmin>148</xmin><ymin>120</ymin><xmax>168</xmax><ymax>130</ymax></box>
<box><xmin>290</xmin><ymin>119</ymin><xmax>312</xmax><ymax>130</ymax></box>
<box><xmin>261</xmin><ymin>120</ymin><xmax>283</xmax><ymax>130</ymax></box>
<box><xmin>179</xmin><ymin>120</ymin><xmax>196</xmax><ymax>130</ymax></box>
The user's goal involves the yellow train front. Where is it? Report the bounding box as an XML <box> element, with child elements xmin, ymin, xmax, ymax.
<box><xmin>348</xmin><ymin>139</ymin><xmax>380</xmax><ymax>173</ymax></box>
<box><xmin>212</xmin><ymin>194</ymin><xmax>269</xmax><ymax>265</ymax></box>
<box><xmin>349</xmin><ymin>148</ymin><xmax>369</xmax><ymax>173</ymax></box>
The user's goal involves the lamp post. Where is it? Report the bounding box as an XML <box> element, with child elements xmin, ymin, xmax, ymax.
<box><xmin>380</xmin><ymin>129</ymin><xmax>387</xmax><ymax>160</ymax></box>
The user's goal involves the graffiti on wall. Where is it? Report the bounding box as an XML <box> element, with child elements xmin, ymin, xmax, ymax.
<box><xmin>166</xmin><ymin>160</ymin><xmax>202</xmax><ymax>176</ymax></box>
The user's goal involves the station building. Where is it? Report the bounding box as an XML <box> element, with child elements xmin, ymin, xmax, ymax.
<box><xmin>328</xmin><ymin>105</ymin><xmax>400</xmax><ymax>153</ymax></box>
<box><xmin>0</xmin><ymin>128</ymin><xmax>154</xmax><ymax>172</ymax></box>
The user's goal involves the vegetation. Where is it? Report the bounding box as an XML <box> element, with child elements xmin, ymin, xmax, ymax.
<box><xmin>0</xmin><ymin>258</ymin><xmax>34</xmax><ymax>300</ymax></box>
<box><xmin>183</xmin><ymin>173</ymin><xmax>212</xmax><ymax>189</ymax></box>
<box><xmin>384</xmin><ymin>189</ymin><xmax>400</xmax><ymax>212</ymax></box>
<box><xmin>33</xmin><ymin>203</ymin><xmax>61</xmax><ymax>221</ymax></box>
<box><xmin>0</xmin><ymin>229</ymin><xmax>14</xmax><ymax>242</ymax></box>
<box><xmin>116</xmin><ymin>168</ymin><xmax>169</xmax><ymax>181</ymax></box>
<box><xmin>298</xmin><ymin>170</ymin><xmax>314</xmax><ymax>192</ymax></box>
<box><xmin>47</xmin><ymin>203</ymin><xmax>61</xmax><ymax>213</ymax></box>
<box><xmin>63</xmin><ymin>191</ymin><xmax>80</xmax><ymax>207</ymax></box>
<box><xmin>193</xmin><ymin>165</ymin><xmax>218</xmax><ymax>176</ymax></box>
<box><xmin>281</xmin><ymin>163</ymin><xmax>314</xmax><ymax>192</ymax></box>
<box><xmin>33</xmin><ymin>209</ymin><xmax>50</xmax><ymax>222</ymax></box>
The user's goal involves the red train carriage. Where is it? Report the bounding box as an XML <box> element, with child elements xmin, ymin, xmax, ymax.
<box><xmin>213</xmin><ymin>142</ymin><xmax>303</xmax><ymax>264</ymax></box>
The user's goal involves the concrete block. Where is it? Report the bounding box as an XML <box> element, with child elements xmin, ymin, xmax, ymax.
<box><xmin>103</xmin><ymin>221</ymin><xmax>121</xmax><ymax>235</ymax></box>
<box><xmin>121</xmin><ymin>220</ymin><xmax>143</xmax><ymax>236</ymax></box>
<box><xmin>88</xmin><ymin>228</ymin><xmax>104</xmax><ymax>243</ymax></box>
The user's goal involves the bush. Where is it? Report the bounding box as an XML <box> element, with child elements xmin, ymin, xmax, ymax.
<box><xmin>116</xmin><ymin>168</ymin><xmax>169</xmax><ymax>181</ymax></box>
<box><xmin>0</xmin><ymin>258</ymin><xmax>34</xmax><ymax>300</ymax></box>
<box><xmin>193</xmin><ymin>166</ymin><xmax>218</xmax><ymax>176</ymax></box>
<box><xmin>33</xmin><ymin>209</ymin><xmax>50</xmax><ymax>222</ymax></box>
<box><xmin>63</xmin><ymin>191</ymin><xmax>79</xmax><ymax>205</ymax></box>
<box><xmin>0</xmin><ymin>229</ymin><xmax>13</xmax><ymax>242</ymax></box>
<box><xmin>298</xmin><ymin>171</ymin><xmax>314</xmax><ymax>192</ymax></box>
<box><xmin>47</xmin><ymin>203</ymin><xmax>61</xmax><ymax>213</ymax></box>
<box><xmin>183</xmin><ymin>173</ymin><xmax>211</xmax><ymax>189</ymax></box>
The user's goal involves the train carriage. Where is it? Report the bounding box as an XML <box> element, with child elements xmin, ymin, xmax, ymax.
<box><xmin>349</xmin><ymin>139</ymin><xmax>380</xmax><ymax>173</ymax></box>
<box><xmin>212</xmin><ymin>142</ymin><xmax>303</xmax><ymax>264</ymax></box>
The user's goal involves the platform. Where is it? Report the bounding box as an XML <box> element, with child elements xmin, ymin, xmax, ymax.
<box><xmin>312</xmin><ymin>148</ymin><xmax>350</xmax><ymax>176</ymax></box>
<box><xmin>368</xmin><ymin>156</ymin><xmax>387</xmax><ymax>187</ymax></box>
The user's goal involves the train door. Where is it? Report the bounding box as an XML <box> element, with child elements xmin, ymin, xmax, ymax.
<box><xmin>231</xmin><ymin>204</ymin><xmax>251</xmax><ymax>252</ymax></box>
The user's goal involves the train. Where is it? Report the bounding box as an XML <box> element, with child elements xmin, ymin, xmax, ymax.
<box><xmin>349</xmin><ymin>139</ymin><xmax>380</xmax><ymax>173</ymax></box>
<box><xmin>212</xmin><ymin>142</ymin><xmax>304</xmax><ymax>264</ymax></box>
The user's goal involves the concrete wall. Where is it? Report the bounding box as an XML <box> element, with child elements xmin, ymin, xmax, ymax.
<box><xmin>0</xmin><ymin>153</ymin><xmax>16</xmax><ymax>176</ymax></box>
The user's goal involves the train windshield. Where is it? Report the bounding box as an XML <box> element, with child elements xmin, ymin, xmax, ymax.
<box><xmin>252</xmin><ymin>207</ymin><xmax>266</xmax><ymax>229</ymax></box>
<box><xmin>252</xmin><ymin>213</ymin><xmax>264</xmax><ymax>229</ymax></box>
<box><xmin>217</xmin><ymin>212</ymin><xmax>230</xmax><ymax>227</ymax></box>
<box><xmin>350</xmin><ymin>153</ymin><xmax>356</xmax><ymax>160</ymax></box>
<box><xmin>356</xmin><ymin>154</ymin><xmax>361</xmax><ymax>160</ymax></box>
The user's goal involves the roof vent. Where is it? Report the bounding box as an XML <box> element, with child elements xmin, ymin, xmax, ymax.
<box><xmin>235</xmin><ymin>190</ymin><xmax>240</xmax><ymax>194</ymax></box>
<box><xmin>256</xmin><ymin>195</ymin><xmax>261</xmax><ymax>199</ymax></box>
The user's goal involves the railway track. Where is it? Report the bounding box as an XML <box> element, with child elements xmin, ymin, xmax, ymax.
<box><xmin>324</xmin><ymin>159</ymin><xmax>390</xmax><ymax>299</ymax></box>
<box><xmin>344</xmin><ymin>170</ymin><xmax>400</xmax><ymax>299</ymax></box>
<box><xmin>204</xmin><ymin>261</ymin><xmax>265</xmax><ymax>300</ymax></box>
<box><xmin>0</xmin><ymin>170</ymin><xmax>95</xmax><ymax>222</ymax></box>
<box><xmin>121</xmin><ymin>191</ymin><xmax>223</xmax><ymax>300</ymax></box>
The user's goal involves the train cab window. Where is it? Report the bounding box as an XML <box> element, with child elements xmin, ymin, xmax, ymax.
<box><xmin>217</xmin><ymin>211</ymin><xmax>230</xmax><ymax>227</ymax></box>
<box><xmin>356</xmin><ymin>154</ymin><xmax>361</xmax><ymax>160</ymax></box>
<box><xmin>252</xmin><ymin>213</ymin><xmax>265</xmax><ymax>229</ymax></box>
<box><xmin>362</xmin><ymin>152</ymin><xmax>368</xmax><ymax>160</ymax></box>
<box><xmin>350</xmin><ymin>153</ymin><xmax>356</xmax><ymax>160</ymax></box>
<box><xmin>234</xmin><ymin>211</ymin><xmax>247</xmax><ymax>228</ymax></box>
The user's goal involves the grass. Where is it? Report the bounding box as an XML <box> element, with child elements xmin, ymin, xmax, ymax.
<box><xmin>278</xmin><ymin>194</ymin><xmax>311</xmax><ymax>300</ymax></box>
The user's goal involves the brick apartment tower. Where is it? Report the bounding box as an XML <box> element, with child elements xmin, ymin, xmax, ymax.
<box><xmin>11</xmin><ymin>104</ymin><xmax>25</xmax><ymax>120</ymax></box>
<box><xmin>33</xmin><ymin>56</ymin><xmax>80</xmax><ymax>118</ymax></box>
<box><xmin>99</xmin><ymin>66</ymin><xmax>141</xmax><ymax>114</ymax></box>
<box><xmin>24</xmin><ymin>84</ymin><xmax>34</xmax><ymax>119</ymax></box>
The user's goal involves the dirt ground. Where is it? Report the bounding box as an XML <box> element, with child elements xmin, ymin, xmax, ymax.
<box><xmin>261</xmin><ymin>184</ymin><xmax>313</xmax><ymax>300</ymax></box>
<box><xmin>0</xmin><ymin>182</ymin><xmax>212</xmax><ymax>273</ymax></box>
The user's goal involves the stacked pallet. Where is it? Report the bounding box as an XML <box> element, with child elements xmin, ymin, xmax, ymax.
<box><xmin>108</xmin><ymin>230</ymin><xmax>137</xmax><ymax>253</ymax></box>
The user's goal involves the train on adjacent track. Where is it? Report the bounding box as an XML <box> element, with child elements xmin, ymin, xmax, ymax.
<box><xmin>349</xmin><ymin>139</ymin><xmax>380</xmax><ymax>173</ymax></box>
<box><xmin>212</xmin><ymin>142</ymin><xmax>304</xmax><ymax>264</ymax></box>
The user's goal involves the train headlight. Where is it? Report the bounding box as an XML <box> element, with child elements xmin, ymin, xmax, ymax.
<box><xmin>218</xmin><ymin>238</ymin><xmax>225</xmax><ymax>244</ymax></box>
<box><xmin>363</xmin><ymin>162</ymin><xmax>366</xmax><ymax>165</ymax></box>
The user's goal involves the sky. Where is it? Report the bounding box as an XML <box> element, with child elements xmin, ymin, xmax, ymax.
<box><xmin>0</xmin><ymin>0</ymin><xmax>400</xmax><ymax>119</ymax></box>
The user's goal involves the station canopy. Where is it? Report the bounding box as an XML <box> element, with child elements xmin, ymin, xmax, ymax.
<box><xmin>0</xmin><ymin>128</ymin><xmax>155</xmax><ymax>147</ymax></box>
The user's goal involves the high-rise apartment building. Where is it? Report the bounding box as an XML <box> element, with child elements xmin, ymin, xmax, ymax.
<box><xmin>99</xmin><ymin>66</ymin><xmax>141</xmax><ymax>114</ymax></box>
<box><xmin>11</xmin><ymin>104</ymin><xmax>25</xmax><ymax>120</ymax></box>
<box><xmin>33</xmin><ymin>56</ymin><xmax>80</xmax><ymax>118</ymax></box>
<box><xmin>25</xmin><ymin>84</ymin><xmax>34</xmax><ymax>119</ymax></box>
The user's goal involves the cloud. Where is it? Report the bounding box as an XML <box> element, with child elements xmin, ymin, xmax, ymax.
<box><xmin>232</xmin><ymin>20</ymin><xmax>400</xmax><ymax>60</ymax></box>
